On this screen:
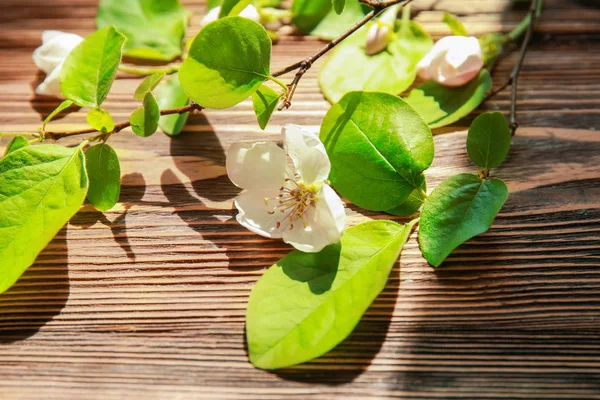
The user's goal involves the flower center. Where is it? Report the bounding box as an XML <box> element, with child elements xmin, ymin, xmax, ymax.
<box><xmin>265</xmin><ymin>177</ymin><xmax>319</xmax><ymax>230</ymax></box>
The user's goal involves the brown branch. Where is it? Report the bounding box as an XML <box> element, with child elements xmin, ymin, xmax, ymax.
<box><xmin>487</xmin><ymin>0</ymin><xmax>542</xmax><ymax>136</ymax></box>
<box><xmin>273</xmin><ymin>0</ymin><xmax>413</xmax><ymax>110</ymax></box>
<box><xmin>43</xmin><ymin>103</ymin><xmax>203</xmax><ymax>141</ymax></box>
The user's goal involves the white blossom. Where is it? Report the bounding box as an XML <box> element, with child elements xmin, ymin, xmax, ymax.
<box><xmin>417</xmin><ymin>36</ymin><xmax>484</xmax><ymax>87</ymax></box>
<box><xmin>200</xmin><ymin>5</ymin><xmax>261</xmax><ymax>27</ymax></box>
<box><xmin>226</xmin><ymin>124</ymin><xmax>346</xmax><ymax>253</ymax></box>
<box><xmin>32</xmin><ymin>30</ymin><xmax>82</xmax><ymax>97</ymax></box>
<box><xmin>365</xmin><ymin>6</ymin><xmax>398</xmax><ymax>56</ymax></box>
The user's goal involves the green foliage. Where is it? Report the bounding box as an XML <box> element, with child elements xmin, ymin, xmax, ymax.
<box><xmin>130</xmin><ymin>92</ymin><xmax>160</xmax><ymax>137</ymax></box>
<box><xmin>42</xmin><ymin>100</ymin><xmax>74</xmax><ymax>130</ymax></box>
<box><xmin>86</xmin><ymin>108</ymin><xmax>115</xmax><ymax>133</ymax></box>
<box><xmin>179</xmin><ymin>17</ymin><xmax>272</xmax><ymax>109</ymax></box>
<box><xmin>467</xmin><ymin>112</ymin><xmax>511</xmax><ymax>170</ymax></box>
<box><xmin>0</xmin><ymin>145</ymin><xmax>88</xmax><ymax>294</ymax></box>
<box><xmin>60</xmin><ymin>26</ymin><xmax>125</xmax><ymax>108</ymax></box>
<box><xmin>442</xmin><ymin>12</ymin><xmax>468</xmax><ymax>36</ymax></box>
<box><xmin>419</xmin><ymin>173</ymin><xmax>508</xmax><ymax>267</ymax></box>
<box><xmin>320</xmin><ymin>91</ymin><xmax>433</xmax><ymax>211</ymax></box>
<box><xmin>480</xmin><ymin>33</ymin><xmax>507</xmax><ymax>66</ymax></box>
<box><xmin>97</xmin><ymin>0</ymin><xmax>190</xmax><ymax>61</ymax></box>
<box><xmin>3</xmin><ymin>137</ymin><xmax>29</xmax><ymax>157</ymax></box>
<box><xmin>220</xmin><ymin>0</ymin><xmax>252</xmax><ymax>17</ymax></box>
<box><xmin>332</xmin><ymin>0</ymin><xmax>345</xmax><ymax>14</ymax></box>
<box><xmin>310</xmin><ymin>0</ymin><xmax>367</xmax><ymax>40</ymax></box>
<box><xmin>404</xmin><ymin>69</ymin><xmax>492</xmax><ymax>129</ymax></box>
<box><xmin>252</xmin><ymin>85</ymin><xmax>282</xmax><ymax>130</ymax></box>
<box><xmin>134</xmin><ymin>73</ymin><xmax>165</xmax><ymax>100</ymax></box>
<box><xmin>156</xmin><ymin>73</ymin><xmax>190</xmax><ymax>137</ymax></box>
<box><xmin>386</xmin><ymin>180</ymin><xmax>426</xmax><ymax>216</ymax></box>
<box><xmin>319</xmin><ymin>19</ymin><xmax>432</xmax><ymax>103</ymax></box>
<box><xmin>247</xmin><ymin>219</ymin><xmax>415</xmax><ymax>370</ymax></box>
<box><xmin>292</xmin><ymin>0</ymin><xmax>332</xmax><ymax>34</ymax></box>
<box><xmin>85</xmin><ymin>144</ymin><xmax>121</xmax><ymax>212</ymax></box>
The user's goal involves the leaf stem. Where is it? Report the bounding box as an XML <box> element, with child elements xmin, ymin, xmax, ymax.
<box><xmin>419</xmin><ymin>188</ymin><xmax>428</xmax><ymax>199</ymax></box>
<box><xmin>267</xmin><ymin>75</ymin><xmax>290</xmax><ymax>94</ymax></box>
<box><xmin>272</xmin><ymin>0</ymin><xmax>414</xmax><ymax>110</ymax></box>
<box><xmin>0</xmin><ymin>131</ymin><xmax>39</xmax><ymax>138</ymax></box>
<box><xmin>118</xmin><ymin>64</ymin><xmax>181</xmax><ymax>76</ymax></box>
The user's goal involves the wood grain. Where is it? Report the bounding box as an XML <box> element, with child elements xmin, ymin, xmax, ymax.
<box><xmin>0</xmin><ymin>0</ymin><xmax>599</xmax><ymax>399</ymax></box>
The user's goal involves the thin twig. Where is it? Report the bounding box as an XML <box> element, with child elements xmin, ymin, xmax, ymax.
<box><xmin>273</xmin><ymin>0</ymin><xmax>413</xmax><ymax>110</ymax></box>
<box><xmin>43</xmin><ymin>103</ymin><xmax>203</xmax><ymax>141</ymax></box>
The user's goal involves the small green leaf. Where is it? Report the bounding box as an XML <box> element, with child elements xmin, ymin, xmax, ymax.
<box><xmin>386</xmin><ymin>179</ymin><xmax>426</xmax><ymax>216</ymax></box>
<box><xmin>130</xmin><ymin>92</ymin><xmax>160</xmax><ymax>137</ymax></box>
<box><xmin>319</xmin><ymin>20</ymin><xmax>432</xmax><ymax>103</ymax></box>
<box><xmin>320</xmin><ymin>91</ymin><xmax>433</xmax><ymax>211</ymax></box>
<box><xmin>291</xmin><ymin>0</ymin><xmax>332</xmax><ymax>36</ymax></box>
<box><xmin>467</xmin><ymin>112</ymin><xmax>511</xmax><ymax>170</ymax></box>
<box><xmin>220</xmin><ymin>0</ymin><xmax>252</xmax><ymax>17</ymax></box>
<box><xmin>3</xmin><ymin>137</ymin><xmax>30</xmax><ymax>157</ymax></box>
<box><xmin>252</xmin><ymin>85</ymin><xmax>282</xmax><ymax>130</ymax></box>
<box><xmin>134</xmin><ymin>73</ymin><xmax>165</xmax><ymax>100</ymax></box>
<box><xmin>404</xmin><ymin>69</ymin><xmax>492</xmax><ymax>129</ymax></box>
<box><xmin>179</xmin><ymin>17</ymin><xmax>272</xmax><ymax>109</ymax></box>
<box><xmin>310</xmin><ymin>0</ymin><xmax>367</xmax><ymax>40</ymax></box>
<box><xmin>247</xmin><ymin>219</ymin><xmax>415</xmax><ymax>370</ymax></box>
<box><xmin>60</xmin><ymin>26</ymin><xmax>125</xmax><ymax>108</ymax></box>
<box><xmin>0</xmin><ymin>145</ymin><xmax>88</xmax><ymax>293</ymax></box>
<box><xmin>156</xmin><ymin>73</ymin><xmax>190</xmax><ymax>137</ymax></box>
<box><xmin>97</xmin><ymin>0</ymin><xmax>190</xmax><ymax>61</ymax></box>
<box><xmin>480</xmin><ymin>33</ymin><xmax>507</xmax><ymax>66</ymax></box>
<box><xmin>41</xmin><ymin>100</ymin><xmax>74</xmax><ymax>130</ymax></box>
<box><xmin>442</xmin><ymin>12</ymin><xmax>468</xmax><ymax>36</ymax></box>
<box><xmin>85</xmin><ymin>144</ymin><xmax>121</xmax><ymax>212</ymax></box>
<box><xmin>419</xmin><ymin>173</ymin><xmax>508</xmax><ymax>267</ymax></box>
<box><xmin>332</xmin><ymin>0</ymin><xmax>345</xmax><ymax>14</ymax></box>
<box><xmin>86</xmin><ymin>108</ymin><xmax>115</xmax><ymax>133</ymax></box>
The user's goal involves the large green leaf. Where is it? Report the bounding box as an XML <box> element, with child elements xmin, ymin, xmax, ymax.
<box><xmin>404</xmin><ymin>69</ymin><xmax>492</xmax><ymax>129</ymax></box>
<box><xmin>179</xmin><ymin>17</ymin><xmax>272</xmax><ymax>109</ymax></box>
<box><xmin>252</xmin><ymin>85</ymin><xmax>282</xmax><ymax>130</ymax></box>
<box><xmin>319</xmin><ymin>20</ymin><xmax>432</xmax><ymax>103</ymax></box>
<box><xmin>156</xmin><ymin>73</ymin><xmax>190</xmax><ymax>137</ymax></box>
<box><xmin>291</xmin><ymin>0</ymin><xmax>332</xmax><ymax>34</ymax></box>
<box><xmin>97</xmin><ymin>0</ymin><xmax>190</xmax><ymax>61</ymax></box>
<box><xmin>3</xmin><ymin>137</ymin><xmax>29</xmax><ymax>157</ymax></box>
<box><xmin>60</xmin><ymin>26</ymin><xmax>125</xmax><ymax>108</ymax></box>
<box><xmin>467</xmin><ymin>112</ymin><xmax>511</xmax><ymax>170</ymax></box>
<box><xmin>247</xmin><ymin>219</ymin><xmax>415</xmax><ymax>370</ymax></box>
<box><xmin>130</xmin><ymin>92</ymin><xmax>160</xmax><ymax>137</ymax></box>
<box><xmin>85</xmin><ymin>144</ymin><xmax>121</xmax><ymax>212</ymax></box>
<box><xmin>310</xmin><ymin>0</ymin><xmax>367</xmax><ymax>40</ymax></box>
<box><xmin>320</xmin><ymin>91</ymin><xmax>434</xmax><ymax>211</ymax></box>
<box><xmin>386</xmin><ymin>179</ymin><xmax>426</xmax><ymax>216</ymax></box>
<box><xmin>0</xmin><ymin>145</ymin><xmax>88</xmax><ymax>294</ymax></box>
<box><xmin>419</xmin><ymin>173</ymin><xmax>508</xmax><ymax>267</ymax></box>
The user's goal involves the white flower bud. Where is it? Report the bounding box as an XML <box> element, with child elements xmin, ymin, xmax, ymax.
<box><xmin>201</xmin><ymin>5</ymin><xmax>261</xmax><ymax>28</ymax></box>
<box><xmin>365</xmin><ymin>23</ymin><xmax>392</xmax><ymax>56</ymax></box>
<box><xmin>32</xmin><ymin>30</ymin><xmax>83</xmax><ymax>97</ymax></box>
<box><xmin>417</xmin><ymin>36</ymin><xmax>484</xmax><ymax>87</ymax></box>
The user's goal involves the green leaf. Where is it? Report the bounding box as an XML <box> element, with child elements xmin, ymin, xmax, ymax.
<box><xmin>292</xmin><ymin>0</ymin><xmax>332</xmax><ymax>34</ymax></box>
<box><xmin>97</xmin><ymin>0</ymin><xmax>190</xmax><ymax>61</ymax></box>
<box><xmin>419</xmin><ymin>173</ymin><xmax>508</xmax><ymax>267</ymax></box>
<box><xmin>247</xmin><ymin>219</ymin><xmax>415</xmax><ymax>370</ymax></box>
<box><xmin>41</xmin><ymin>100</ymin><xmax>74</xmax><ymax>130</ymax></box>
<box><xmin>252</xmin><ymin>85</ymin><xmax>282</xmax><ymax>130</ymax></box>
<box><xmin>220</xmin><ymin>0</ymin><xmax>252</xmax><ymax>17</ymax></box>
<box><xmin>86</xmin><ymin>108</ymin><xmax>115</xmax><ymax>133</ymax></box>
<box><xmin>156</xmin><ymin>73</ymin><xmax>190</xmax><ymax>137</ymax></box>
<box><xmin>442</xmin><ymin>12</ymin><xmax>468</xmax><ymax>36</ymax></box>
<box><xmin>179</xmin><ymin>17</ymin><xmax>271</xmax><ymax>109</ymax></box>
<box><xmin>134</xmin><ymin>73</ymin><xmax>165</xmax><ymax>100</ymax></box>
<box><xmin>0</xmin><ymin>145</ymin><xmax>88</xmax><ymax>294</ymax></box>
<box><xmin>386</xmin><ymin>179</ymin><xmax>426</xmax><ymax>216</ymax></box>
<box><xmin>404</xmin><ymin>69</ymin><xmax>492</xmax><ymax>129</ymax></box>
<box><xmin>310</xmin><ymin>0</ymin><xmax>367</xmax><ymax>40</ymax></box>
<box><xmin>3</xmin><ymin>137</ymin><xmax>29</xmax><ymax>157</ymax></box>
<box><xmin>467</xmin><ymin>112</ymin><xmax>511</xmax><ymax>170</ymax></box>
<box><xmin>332</xmin><ymin>0</ymin><xmax>345</xmax><ymax>14</ymax></box>
<box><xmin>85</xmin><ymin>144</ymin><xmax>121</xmax><ymax>212</ymax></box>
<box><xmin>130</xmin><ymin>92</ymin><xmax>160</xmax><ymax>137</ymax></box>
<box><xmin>320</xmin><ymin>91</ymin><xmax>434</xmax><ymax>211</ymax></box>
<box><xmin>60</xmin><ymin>26</ymin><xmax>125</xmax><ymax>108</ymax></box>
<box><xmin>480</xmin><ymin>33</ymin><xmax>506</xmax><ymax>66</ymax></box>
<box><xmin>319</xmin><ymin>20</ymin><xmax>432</xmax><ymax>103</ymax></box>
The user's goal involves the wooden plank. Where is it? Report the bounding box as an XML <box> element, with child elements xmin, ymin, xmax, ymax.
<box><xmin>0</xmin><ymin>0</ymin><xmax>599</xmax><ymax>398</ymax></box>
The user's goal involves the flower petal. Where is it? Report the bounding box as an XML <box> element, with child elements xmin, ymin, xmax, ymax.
<box><xmin>282</xmin><ymin>185</ymin><xmax>346</xmax><ymax>253</ymax></box>
<box><xmin>282</xmin><ymin>124</ymin><xmax>330</xmax><ymax>185</ymax></box>
<box><xmin>226</xmin><ymin>141</ymin><xmax>287</xmax><ymax>191</ymax></box>
<box><xmin>33</xmin><ymin>31</ymin><xmax>82</xmax><ymax>74</ymax></box>
<box><xmin>235</xmin><ymin>189</ymin><xmax>285</xmax><ymax>239</ymax></box>
<box><xmin>35</xmin><ymin>65</ymin><xmax>63</xmax><ymax>98</ymax></box>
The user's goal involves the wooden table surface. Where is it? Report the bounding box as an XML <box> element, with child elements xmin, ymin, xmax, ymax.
<box><xmin>1</xmin><ymin>0</ymin><xmax>599</xmax><ymax>399</ymax></box>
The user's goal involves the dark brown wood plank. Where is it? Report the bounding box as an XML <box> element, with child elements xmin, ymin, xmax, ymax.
<box><xmin>0</xmin><ymin>0</ymin><xmax>599</xmax><ymax>399</ymax></box>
